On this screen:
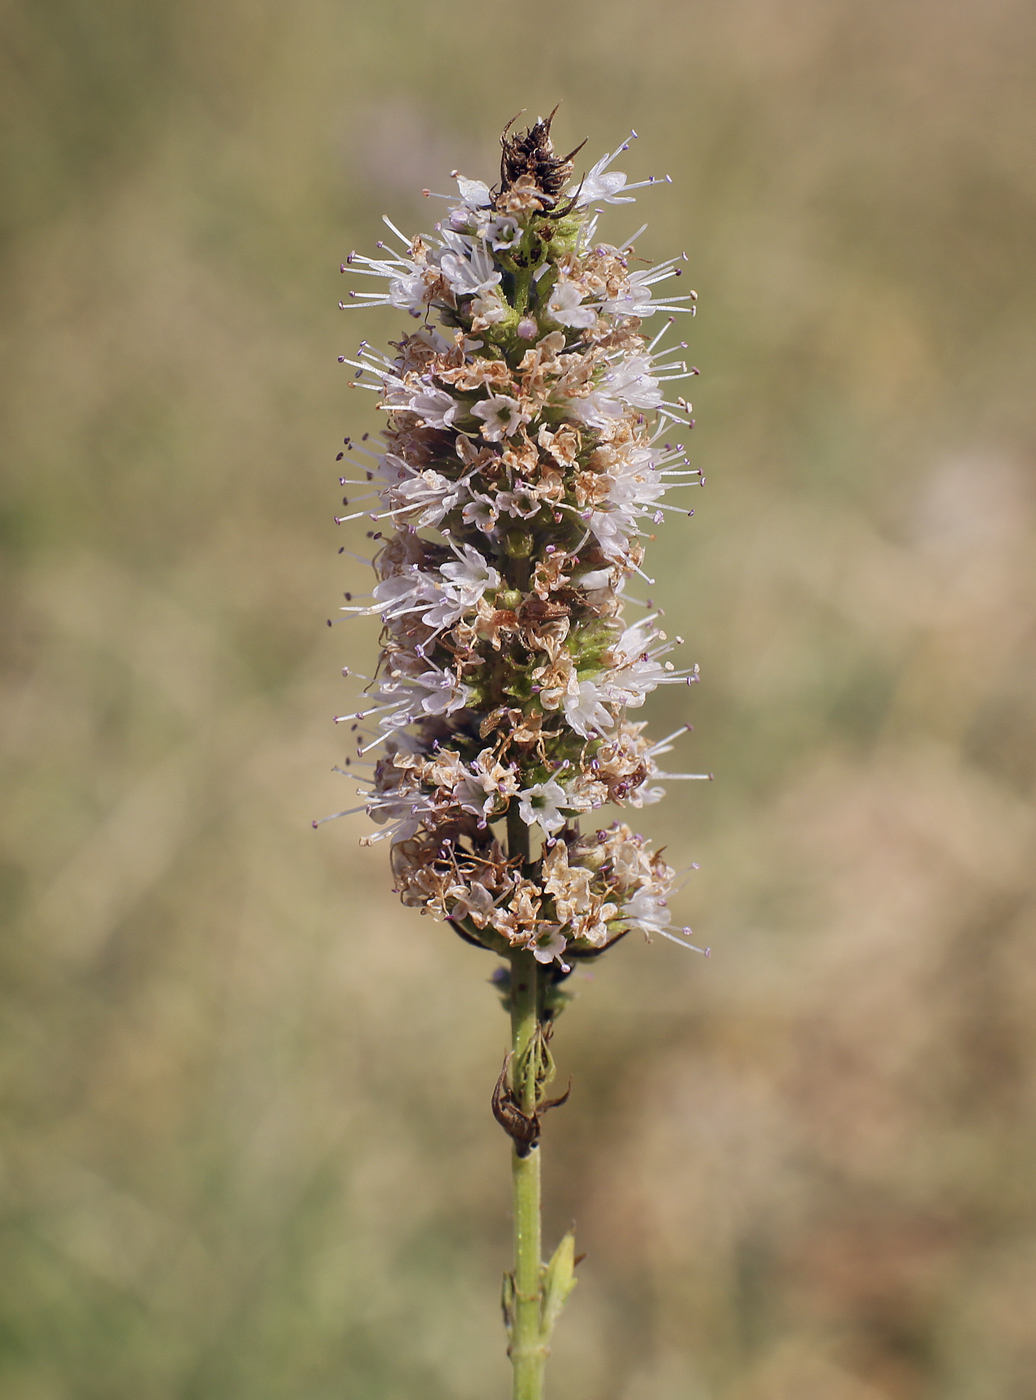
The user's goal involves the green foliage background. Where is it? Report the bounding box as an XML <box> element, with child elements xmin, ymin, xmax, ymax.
<box><xmin>3</xmin><ymin>2</ymin><xmax>1036</xmax><ymax>1396</ymax></box>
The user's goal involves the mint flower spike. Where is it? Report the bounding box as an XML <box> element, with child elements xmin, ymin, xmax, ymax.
<box><xmin>333</xmin><ymin>112</ymin><xmax>708</xmax><ymax>1400</ymax></box>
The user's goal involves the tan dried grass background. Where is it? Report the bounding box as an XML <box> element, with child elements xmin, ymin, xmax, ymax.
<box><xmin>2</xmin><ymin>2</ymin><xmax>1035</xmax><ymax>1396</ymax></box>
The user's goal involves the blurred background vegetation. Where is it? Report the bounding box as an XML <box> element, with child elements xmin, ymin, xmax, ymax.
<box><xmin>2</xmin><ymin>1</ymin><xmax>1035</xmax><ymax>1396</ymax></box>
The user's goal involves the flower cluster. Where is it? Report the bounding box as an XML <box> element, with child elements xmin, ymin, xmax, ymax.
<box><xmin>328</xmin><ymin>116</ymin><xmax>708</xmax><ymax>971</ymax></box>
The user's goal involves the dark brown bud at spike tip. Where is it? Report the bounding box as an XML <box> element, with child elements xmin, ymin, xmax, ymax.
<box><xmin>498</xmin><ymin>105</ymin><xmax>587</xmax><ymax>204</ymax></box>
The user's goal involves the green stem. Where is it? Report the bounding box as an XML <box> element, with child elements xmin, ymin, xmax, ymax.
<box><xmin>506</xmin><ymin>797</ymin><xmax>530</xmax><ymax>868</ymax></box>
<box><xmin>512</xmin><ymin>265</ymin><xmax>532</xmax><ymax>319</ymax></box>
<box><xmin>509</xmin><ymin>948</ymin><xmax>545</xmax><ymax>1400</ymax></box>
<box><xmin>505</xmin><ymin>803</ymin><xmax>545</xmax><ymax>1398</ymax></box>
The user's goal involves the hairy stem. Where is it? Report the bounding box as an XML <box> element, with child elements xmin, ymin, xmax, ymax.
<box><xmin>509</xmin><ymin>948</ymin><xmax>545</xmax><ymax>1400</ymax></box>
<box><xmin>505</xmin><ymin>799</ymin><xmax>545</xmax><ymax>1400</ymax></box>
<box><xmin>506</xmin><ymin>796</ymin><xmax>530</xmax><ymax>869</ymax></box>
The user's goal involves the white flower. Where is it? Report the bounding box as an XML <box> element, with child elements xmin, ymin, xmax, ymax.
<box><xmin>389</xmin><ymin>667</ymin><xmax>471</xmax><ymax>717</ymax></box>
<box><xmin>604</xmin><ymin>618</ymin><xmax>672</xmax><ymax>706</ymax></box>
<box><xmin>454</xmin><ymin>175</ymin><xmax>492</xmax><ymax>209</ymax></box>
<box><xmin>392</xmin><ymin>470</ymin><xmax>468</xmax><ymax>526</ymax></box>
<box><xmin>440</xmin><ymin>241</ymin><xmax>502</xmax><ymax>299</ymax></box>
<box><xmin>344</xmin><ymin>246</ymin><xmax>442</xmax><ymax>318</ymax></box>
<box><xmin>366</xmin><ymin>795</ymin><xmax>427</xmax><ymax>844</ymax></box>
<box><xmin>516</xmin><ymin>779</ymin><xmax>572</xmax><ymax>837</ymax></box>
<box><xmin>388</xmin><ymin>268</ymin><xmax>436</xmax><ymax>315</ymax></box>
<box><xmin>532</xmin><ymin>927</ymin><xmax>569</xmax><ymax>966</ymax></box>
<box><xmin>622</xmin><ymin>885</ymin><xmax>672</xmax><ymax>936</ymax></box>
<box><xmin>471</xmin><ymin>288</ymin><xmax>508</xmax><ymax>326</ymax></box>
<box><xmin>626</xmin><ymin>781</ymin><xmax>665</xmax><ymax>808</ymax></box>
<box><xmin>496</xmin><ymin>485</ymin><xmax>540</xmax><ymax>519</ymax></box>
<box><xmin>453</xmin><ymin>749</ymin><xmax>521</xmax><ymax>819</ymax></box>
<box><xmin>605</xmin><ymin>451</ymin><xmax>664</xmax><ymax>516</ymax></box>
<box><xmin>409</xmin><ymin>384</ymin><xmax>460</xmax><ymax>429</ymax></box>
<box><xmin>565</xmin><ymin>133</ymin><xmax>668</xmax><ymax>208</ymax></box>
<box><xmin>470</xmin><ymin>394</ymin><xmax>528</xmax><ymax>442</ymax></box>
<box><xmin>454</xmin><ymin>774</ymin><xmax>497</xmax><ymax>819</ymax></box>
<box><xmin>576</xmin><ymin>355</ymin><xmax>662</xmax><ymax>428</ymax></box>
<box><xmin>584</xmin><ymin>509</ymin><xmax>630</xmax><ymax>562</ymax></box>
<box><xmin>605</xmin><ymin>664</ymin><xmax>668</xmax><ymax>708</ymax></box>
<box><xmin>486</xmin><ymin>215</ymin><xmax>521</xmax><ymax>250</ymax></box>
<box><xmin>547</xmin><ymin>280</ymin><xmax>597</xmax><ymax>329</ymax></box>
<box><xmin>371</xmin><ymin>568</ymin><xmax>442</xmax><ymax>622</ymax></box>
<box><xmin>600</xmin><ymin>260</ymin><xmax>691</xmax><ymax>319</ymax></box>
<box><xmin>450</xmin><ymin>879</ymin><xmax>497</xmax><ymax>927</ymax></box>
<box><xmin>579</xmin><ymin>159</ymin><xmax>637</xmax><ymax>205</ymax></box>
<box><xmin>461</xmin><ymin>494</ymin><xmax>499</xmax><ymax>531</ymax></box>
<box><xmin>440</xmin><ymin>542</ymin><xmax>500</xmax><ymax>595</ymax></box>
<box><xmin>605</xmin><ymin>354</ymin><xmax>663</xmax><ymax>410</ymax></box>
<box><xmin>422</xmin><ymin>543</ymin><xmax>501</xmax><ymax>628</ymax></box>
<box><xmin>610</xmin><ymin>836</ymin><xmax>651</xmax><ymax>886</ymax></box>
<box><xmin>607</xmin><ymin>616</ymin><xmax>680</xmax><ymax>700</ymax></box>
<box><xmin>563</xmin><ymin>679</ymin><xmax>612</xmax><ymax>738</ymax></box>
<box><xmin>600</xmin><ymin>277</ymin><xmax>655</xmax><ymax>319</ymax></box>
